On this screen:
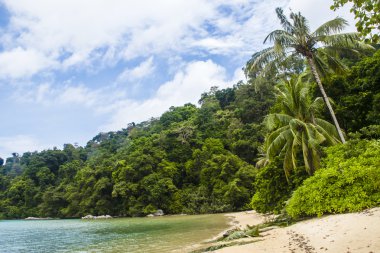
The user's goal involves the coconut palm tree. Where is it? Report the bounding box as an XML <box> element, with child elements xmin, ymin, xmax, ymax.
<box><xmin>246</xmin><ymin>8</ymin><xmax>374</xmax><ymax>143</ymax></box>
<box><xmin>258</xmin><ymin>75</ymin><xmax>340</xmax><ymax>177</ymax></box>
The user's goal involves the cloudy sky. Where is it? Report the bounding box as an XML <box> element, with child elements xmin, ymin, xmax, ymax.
<box><xmin>0</xmin><ymin>0</ymin><xmax>354</xmax><ymax>158</ymax></box>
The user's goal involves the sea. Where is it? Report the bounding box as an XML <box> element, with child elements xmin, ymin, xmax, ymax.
<box><xmin>0</xmin><ymin>214</ymin><xmax>229</xmax><ymax>253</ymax></box>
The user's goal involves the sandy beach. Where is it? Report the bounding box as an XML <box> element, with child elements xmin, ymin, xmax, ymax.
<box><xmin>211</xmin><ymin>208</ymin><xmax>380</xmax><ymax>253</ymax></box>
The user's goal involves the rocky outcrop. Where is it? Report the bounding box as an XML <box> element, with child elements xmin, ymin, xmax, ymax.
<box><xmin>146</xmin><ymin>209</ymin><xmax>165</xmax><ymax>217</ymax></box>
<box><xmin>81</xmin><ymin>215</ymin><xmax>113</xmax><ymax>219</ymax></box>
<box><xmin>25</xmin><ymin>217</ymin><xmax>53</xmax><ymax>220</ymax></box>
<box><xmin>154</xmin><ymin>209</ymin><xmax>164</xmax><ymax>216</ymax></box>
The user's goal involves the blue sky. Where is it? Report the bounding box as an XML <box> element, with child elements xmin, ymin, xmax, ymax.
<box><xmin>0</xmin><ymin>0</ymin><xmax>354</xmax><ymax>158</ymax></box>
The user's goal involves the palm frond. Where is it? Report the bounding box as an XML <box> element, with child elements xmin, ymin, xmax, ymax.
<box><xmin>290</xmin><ymin>11</ymin><xmax>310</xmax><ymax>37</ymax></box>
<box><xmin>245</xmin><ymin>47</ymin><xmax>285</xmax><ymax>76</ymax></box>
<box><xmin>314</xmin><ymin>124</ymin><xmax>340</xmax><ymax>145</ymax></box>
<box><xmin>314</xmin><ymin>118</ymin><xmax>341</xmax><ymax>142</ymax></box>
<box><xmin>312</xmin><ymin>17</ymin><xmax>348</xmax><ymax>37</ymax></box>
<box><xmin>266</xmin><ymin>129</ymin><xmax>293</xmax><ymax>158</ymax></box>
<box><xmin>319</xmin><ymin>32</ymin><xmax>368</xmax><ymax>49</ymax></box>
<box><xmin>264</xmin><ymin>30</ymin><xmax>296</xmax><ymax>46</ymax></box>
<box><xmin>266</xmin><ymin>125</ymin><xmax>290</xmax><ymax>144</ymax></box>
<box><xmin>310</xmin><ymin>97</ymin><xmax>325</xmax><ymax>114</ymax></box>
<box><xmin>256</xmin><ymin>157</ymin><xmax>270</xmax><ymax>168</ymax></box>
<box><xmin>305</xmin><ymin>124</ymin><xmax>326</xmax><ymax>145</ymax></box>
<box><xmin>275</xmin><ymin>7</ymin><xmax>294</xmax><ymax>33</ymax></box>
<box><xmin>283</xmin><ymin>140</ymin><xmax>294</xmax><ymax>179</ymax></box>
<box><xmin>291</xmin><ymin>136</ymin><xmax>298</xmax><ymax>169</ymax></box>
<box><xmin>266</xmin><ymin>113</ymin><xmax>293</xmax><ymax>130</ymax></box>
<box><xmin>247</xmin><ymin>9</ymin><xmax>357</xmax><ymax>175</ymax></box>
<box><xmin>311</xmin><ymin>54</ymin><xmax>330</xmax><ymax>78</ymax></box>
<box><xmin>317</xmin><ymin>50</ymin><xmax>348</xmax><ymax>75</ymax></box>
<box><xmin>310</xmin><ymin>148</ymin><xmax>321</xmax><ymax>172</ymax></box>
<box><xmin>301</xmin><ymin>132</ymin><xmax>312</xmax><ymax>175</ymax></box>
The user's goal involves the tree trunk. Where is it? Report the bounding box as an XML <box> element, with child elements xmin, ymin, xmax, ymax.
<box><xmin>307</xmin><ymin>57</ymin><xmax>346</xmax><ymax>143</ymax></box>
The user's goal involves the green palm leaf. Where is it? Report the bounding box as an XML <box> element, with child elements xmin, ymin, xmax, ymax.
<box><xmin>246</xmin><ymin>7</ymin><xmax>375</xmax><ymax>144</ymax></box>
<box><xmin>312</xmin><ymin>17</ymin><xmax>348</xmax><ymax>37</ymax></box>
<box><xmin>259</xmin><ymin>75</ymin><xmax>341</xmax><ymax>176</ymax></box>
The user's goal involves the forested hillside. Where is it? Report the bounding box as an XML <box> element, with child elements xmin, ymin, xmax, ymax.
<box><xmin>1</xmin><ymin>9</ymin><xmax>379</xmax><ymax>219</ymax></box>
<box><xmin>0</xmin><ymin>82</ymin><xmax>274</xmax><ymax>218</ymax></box>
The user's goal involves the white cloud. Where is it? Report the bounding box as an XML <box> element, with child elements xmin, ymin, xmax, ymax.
<box><xmin>0</xmin><ymin>0</ymin><xmax>354</xmax><ymax>81</ymax></box>
<box><xmin>7</xmin><ymin>58</ymin><xmax>237</xmax><ymax>133</ymax></box>
<box><xmin>0</xmin><ymin>0</ymin><xmax>358</xmax><ymax>156</ymax></box>
<box><xmin>0</xmin><ymin>135</ymin><xmax>51</xmax><ymax>159</ymax></box>
<box><xmin>12</xmin><ymin>82</ymin><xmax>53</xmax><ymax>105</ymax></box>
<box><xmin>287</xmin><ymin>0</ymin><xmax>355</xmax><ymax>31</ymax></box>
<box><xmin>0</xmin><ymin>0</ymin><xmax>217</xmax><ymax>76</ymax></box>
<box><xmin>191</xmin><ymin>37</ymin><xmax>243</xmax><ymax>55</ymax></box>
<box><xmin>0</xmin><ymin>47</ymin><xmax>55</xmax><ymax>79</ymax></box>
<box><xmin>14</xmin><ymin>83</ymin><xmax>108</xmax><ymax>109</ymax></box>
<box><xmin>57</xmin><ymin>86</ymin><xmax>100</xmax><ymax>107</ymax></box>
<box><xmin>0</xmin><ymin>0</ymin><xmax>293</xmax><ymax>79</ymax></box>
<box><xmin>101</xmin><ymin>60</ymin><xmax>242</xmax><ymax>131</ymax></box>
<box><xmin>117</xmin><ymin>57</ymin><xmax>155</xmax><ymax>83</ymax></box>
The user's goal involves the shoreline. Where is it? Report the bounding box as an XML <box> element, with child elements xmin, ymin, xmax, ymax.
<box><xmin>182</xmin><ymin>211</ymin><xmax>270</xmax><ymax>253</ymax></box>
<box><xmin>207</xmin><ymin>210</ymin><xmax>272</xmax><ymax>242</ymax></box>
<box><xmin>198</xmin><ymin>207</ymin><xmax>380</xmax><ymax>253</ymax></box>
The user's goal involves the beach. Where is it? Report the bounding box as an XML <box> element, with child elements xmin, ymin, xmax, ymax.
<box><xmin>206</xmin><ymin>208</ymin><xmax>380</xmax><ymax>253</ymax></box>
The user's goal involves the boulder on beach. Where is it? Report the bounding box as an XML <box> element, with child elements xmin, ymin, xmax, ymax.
<box><xmin>154</xmin><ymin>209</ymin><xmax>164</xmax><ymax>216</ymax></box>
<box><xmin>82</xmin><ymin>215</ymin><xmax>94</xmax><ymax>219</ymax></box>
<box><xmin>147</xmin><ymin>209</ymin><xmax>165</xmax><ymax>217</ymax></box>
<box><xmin>25</xmin><ymin>217</ymin><xmax>53</xmax><ymax>220</ymax></box>
<box><xmin>81</xmin><ymin>214</ymin><xmax>112</xmax><ymax>219</ymax></box>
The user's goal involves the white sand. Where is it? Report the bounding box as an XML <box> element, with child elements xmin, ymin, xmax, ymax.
<box><xmin>224</xmin><ymin>210</ymin><xmax>271</xmax><ymax>229</ymax></box>
<box><xmin>214</xmin><ymin>208</ymin><xmax>380</xmax><ymax>253</ymax></box>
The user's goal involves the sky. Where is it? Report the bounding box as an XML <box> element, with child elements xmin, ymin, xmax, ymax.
<box><xmin>0</xmin><ymin>0</ymin><xmax>354</xmax><ymax>159</ymax></box>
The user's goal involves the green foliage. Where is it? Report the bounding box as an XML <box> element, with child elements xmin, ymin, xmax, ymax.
<box><xmin>0</xmin><ymin>91</ymin><xmax>270</xmax><ymax>219</ymax></box>
<box><xmin>251</xmin><ymin>159</ymin><xmax>307</xmax><ymax>213</ymax></box>
<box><xmin>0</xmin><ymin>25</ymin><xmax>378</xmax><ymax>219</ymax></box>
<box><xmin>331</xmin><ymin>0</ymin><xmax>380</xmax><ymax>43</ymax></box>
<box><xmin>159</xmin><ymin>104</ymin><xmax>197</xmax><ymax>127</ymax></box>
<box><xmin>246</xmin><ymin>7</ymin><xmax>372</xmax><ymax>86</ymax></box>
<box><xmin>286</xmin><ymin>139</ymin><xmax>380</xmax><ymax>218</ymax></box>
<box><xmin>224</xmin><ymin>231</ymin><xmax>247</xmax><ymax>241</ymax></box>
<box><xmin>246</xmin><ymin>7</ymin><xmax>374</xmax><ymax>144</ymax></box>
<box><xmin>259</xmin><ymin>75</ymin><xmax>340</xmax><ymax>176</ymax></box>
<box><xmin>326</xmin><ymin>50</ymin><xmax>380</xmax><ymax>132</ymax></box>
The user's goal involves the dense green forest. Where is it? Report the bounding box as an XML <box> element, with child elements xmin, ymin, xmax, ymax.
<box><xmin>0</xmin><ymin>8</ymin><xmax>379</xmax><ymax>219</ymax></box>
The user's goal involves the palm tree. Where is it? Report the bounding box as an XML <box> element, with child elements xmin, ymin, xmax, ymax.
<box><xmin>258</xmin><ymin>75</ymin><xmax>340</xmax><ymax>177</ymax></box>
<box><xmin>246</xmin><ymin>8</ymin><xmax>374</xmax><ymax>143</ymax></box>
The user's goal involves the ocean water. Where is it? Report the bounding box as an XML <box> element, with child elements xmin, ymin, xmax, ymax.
<box><xmin>0</xmin><ymin>214</ymin><xmax>228</xmax><ymax>253</ymax></box>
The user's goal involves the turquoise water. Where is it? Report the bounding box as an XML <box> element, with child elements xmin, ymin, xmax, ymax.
<box><xmin>0</xmin><ymin>214</ymin><xmax>228</xmax><ymax>253</ymax></box>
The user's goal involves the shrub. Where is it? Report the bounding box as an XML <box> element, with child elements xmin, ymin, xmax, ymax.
<box><xmin>286</xmin><ymin>139</ymin><xmax>380</xmax><ymax>218</ymax></box>
<box><xmin>251</xmin><ymin>159</ymin><xmax>307</xmax><ymax>213</ymax></box>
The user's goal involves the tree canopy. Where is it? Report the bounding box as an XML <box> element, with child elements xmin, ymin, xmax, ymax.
<box><xmin>331</xmin><ymin>0</ymin><xmax>380</xmax><ymax>43</ymax></box>
<box><xmin>0</xmin><ymin>8</ymin><xmax>378</xmax><ymax>219</ymax></box>
<box><xmin>246</xmin><ymin>7</ymin><xmax>373</xmax><ymax>144</ymax></box>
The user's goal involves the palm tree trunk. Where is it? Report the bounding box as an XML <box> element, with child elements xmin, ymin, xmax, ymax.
<box><xmin>307</xmin><ymin>57</ymin><xmax>346</xmax><ymax>143</ymax></box>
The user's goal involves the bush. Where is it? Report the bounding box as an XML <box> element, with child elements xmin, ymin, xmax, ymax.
<box><xmin>250</xmin><ymin>159</ymin><xmax>307</xmax><ymax>213</ymax></box>
<box><xmin>286</xmin><ymin>139</ymin><xmax>380</xmax><ymax>218</ymax></box>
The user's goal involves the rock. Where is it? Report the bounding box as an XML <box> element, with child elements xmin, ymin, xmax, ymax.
<box><xmin>82</xmin><ymin>214</ymin><xmax>112</xmax><ymax>219</ymax></box>
<box><xmin>223</xmin><ymin>229</ymin><xmax>239</xmax><ymax>237</ymax></box>
<box><xmin>82</xmin><ymin>215</ymin><xmax>94</xmax><ymax>219</ymax></box>
<box><xmin>25</xmin><ymin>217</ymin><xmax>53</xmax><ymax>220</ymax></box>
<box><xmin>153</xmin><ymin>209</ymin><xmax>164</xmax><ymax>216</ymax></box>
<box><xmin>147</xmin><ymin>214</ymin><xmax>154</xmax><ymax>217</ymax></box>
